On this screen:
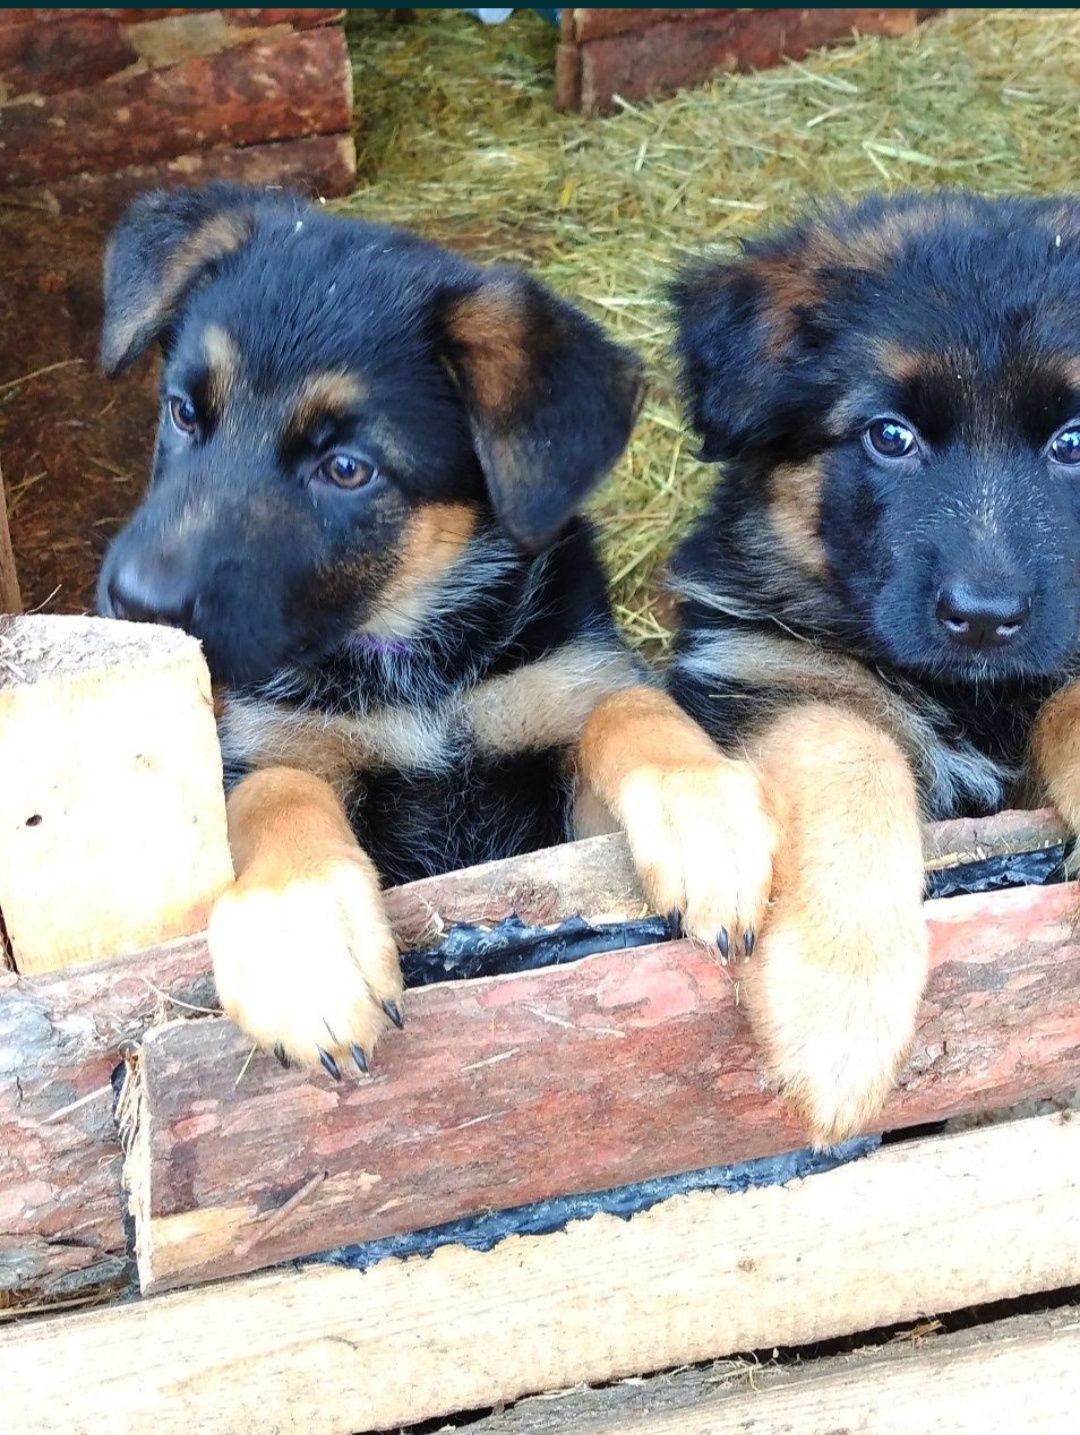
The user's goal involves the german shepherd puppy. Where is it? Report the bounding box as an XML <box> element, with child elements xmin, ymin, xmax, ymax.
<box><xmin>663</xmin><ymin>190</ymin><xmax>1080</xmax><ymax>1142</ymax></box>
<box><xmin>96</xmin><ymin>183</ymin><xmax>762</xmax><ymax>1078</ymax></box>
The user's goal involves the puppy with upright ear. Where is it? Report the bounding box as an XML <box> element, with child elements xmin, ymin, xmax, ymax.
<box><xmin>96</xmin><ymin>182</ymin><xmax>696</xmax><ymax>1078</ymax></box>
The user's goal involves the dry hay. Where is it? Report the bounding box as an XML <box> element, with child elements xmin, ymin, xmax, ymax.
<box><xmin>341</xmin><ymin>8</ymin><xmax>1080</xmax><ymax>651</ymax></box>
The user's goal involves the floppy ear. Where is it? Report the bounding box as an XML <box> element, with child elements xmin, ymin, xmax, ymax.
<box><xmin>100</xmin><ymin>183</ymin><xmax>273</xmax><ymax>378</ymax></box>
<box><xmin>670</xmin><ymin>230</ymin><xmax>836</xmax><ymax>462</ymax></box>
<box><xmin>440</xmin><ymin>268</ymin><xmax>644</xmax><ymax>552</ymax></box>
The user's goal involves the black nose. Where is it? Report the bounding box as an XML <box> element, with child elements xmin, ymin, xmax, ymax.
<box><xmin>935</xmin><ymin>582</ymin><xmax>1031</xmax><ymax>648</ymax></box>
<box><xmin>106</xmin><ymin>555</ymin><xmax>195</xmax><ymax>630</ymax></box>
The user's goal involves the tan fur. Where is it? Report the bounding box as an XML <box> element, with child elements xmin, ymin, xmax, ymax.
<box><xmin>1030</xmin><ymin>680</ymin><xmax>1080</xmax><ymax>831</ymax></box>
<box><xmin>744</xmin><ymin>703</ymin><xmax>928</xmax><ymax>1145</ymax></box>
<box><xmin>288</xmin><ymin>372</ymin><xmax>367</xmax><ymax>440</ymax></box>
<box><xmin>677</xmin><ymin>627</ymin><xmax>1014</xmax><ymax>819</ymax></box>
<box><xmin>361</xmin><ymin>503</ymin><xmax>479</xmax><ymax>640</ymax></box>
<box><xmin>768</xmin><ymin>460</ymin><xmax>827</xmax><ymax>577</ymax></box>
<box><xmin>578</xmin><ymin>685</ymin><xmax>778</xmax><ymax>950</ymax></box>
<box><xmin>445</xmin><ymin>283</ymin><xmax>530</xmax><ymax>420</ymax></box>
<box><xmin>208</xmin><ymin>766</ymin><xmax>403</xmax><ymax>1072</ymax></box>
<box><xmin>202</xmin><ymin>324</ymin><xmax>240</xmax><ymax>413</ymax></box>
<box><xmin>468</xmin><ymin>641</ymin><xmax>639</xmax><ymax>757</ymax></box>
<box><xmin>220</xmin><ymin>640</ymin><xmax>639</xmax><ymax>787</ymax></box>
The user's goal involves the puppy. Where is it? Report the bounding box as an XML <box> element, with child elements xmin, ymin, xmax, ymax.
<box><xmin>651</xmin><ymin>190</ymin><xmax>1080</xmax><ymax>1142</ymax></box>
<box><xmin>96</xmin><ymin>184</ymin><xmax>766</xmax><ymax>1079</ymax></box>
<box><xmin>94</xmin><ymin>182</ymin><xmax>668</xmax><ymax>1076</ymax></box>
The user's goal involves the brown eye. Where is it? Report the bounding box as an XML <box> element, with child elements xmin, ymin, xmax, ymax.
<box><xmin>317</xmin><ymin>454</ymin><xmax>376</xmax><ymax>489</ymax></box>
<box><xmin>168</xmin><ymin>395</ymin><xmax>198</xmax><ymax>435</ymax></box>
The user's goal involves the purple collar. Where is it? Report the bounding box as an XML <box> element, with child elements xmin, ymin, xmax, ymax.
<box><xmin>353</xmin><ymin>633</ymin><xmax>415</xmax><ymax>660</ymax></box>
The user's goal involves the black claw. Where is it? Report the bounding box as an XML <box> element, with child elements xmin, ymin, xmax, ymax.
<box><xmin>318</xmin><ymin>1046</ymin><xmax>341</xmax><ymax>1081</ymax></box>
<box><xmin>273</xmin><ymin>1042</ymin><xmax>291</xmax><ymax>1070</ymax></box>
<box><xmin>717</xmin><ymin>927</ymin><xmax>730</xmax><ymax>960</ymax></box>
<box><xmin>382</xmin><ymin>999</ymin><xmax>404</xmax><ymax>1030</ymax></box>
<box><xmin>744</xmin><ymin>928</ymin><xmax>756</xmax><ymax>957</ymax></box>
<box><xmin>350</xmin><ymin>1043</ymin><xmax>369</xmax><ymax>1075</ymax></box>
<box><xmin>667</xmin><ymin>908</ymin><xmax>684</xmax><ymax>939</ymax></box>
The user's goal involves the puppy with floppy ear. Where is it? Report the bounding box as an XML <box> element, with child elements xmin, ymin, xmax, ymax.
<box><xmin>652</xmin><ymin>191</ymin><xmax>1080</xmax><ymax>1143</ymax></box>
<box><xmin>96</xmin><ymin>182</ymin><xmax>733</xmax><ymax>1078</ymax></box>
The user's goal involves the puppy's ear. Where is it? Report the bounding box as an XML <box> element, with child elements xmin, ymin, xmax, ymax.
<box><xmin>440</xmin><ymin>269</ymin><xmax>644</xmax><ymax>552</ymax></box>
<box><xmin>670</xmin><ymin>230</ymin><xmax>835</xmax><ymax>462</ymax></box>
<box><xmin>100</xmin><ymin>184</ymin><xmax>271</xmax><ymax>378</ymax></box>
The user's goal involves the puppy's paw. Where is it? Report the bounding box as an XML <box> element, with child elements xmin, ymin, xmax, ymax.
<box><xmin>208</xmin><ymin>855</ymin><xmax>404</xmax><ymax>1078</ymax></box>
<box><xmin>621</xmin><ymin>756</ymin><xmax>777</xmax><ymax>958</ymax></box>
<box><xmin>745</xmin><ymin>897</ymin><xmax>928</xmax><ymax>1145</ymax></box>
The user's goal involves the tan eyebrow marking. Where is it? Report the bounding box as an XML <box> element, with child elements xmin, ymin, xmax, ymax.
<box><xmin>287</xmin><ymin>372</ymin><xmax>368</xmax><ymax>439</ymax></box>
<box><xmin>202</xmin><ymin>324</ymin><xmax>240</xmax><ymax>413</ymax></box>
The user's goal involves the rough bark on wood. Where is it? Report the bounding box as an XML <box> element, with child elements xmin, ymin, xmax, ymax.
<box><xmin>0</xmin><ymin>933</ymin><xmax>210</xmax><ymax>1308</ymax></box>
<box><xmin>561</xmin><ymin>9</ymin><xmax>923</xmax><ymax>115</ymax></box>
<box><xmin>0</xmin><ymin>807</ymin><xmax>1066</xmax><ymax>1306</ymax></box>
<box><xmin>0</xmin><ymin>461</ymin><xmax>20</xmax><ymax>615</ymax></box>
<box><xmin>4</xmin><ymin>134</ymin><xmax>357</xmax><ymax>220</ymax></box>
<box><xmin>463</xmin><ymin>1305</ymin><xmax>1080</xmax><ymax>1435</ymax></box>
<box><xmin>0</xmin><ymin>26</ymin><xmax>352</xmax><ymax>186</ymax></box>
<box><xmin>126</xmin><ymin>875</ymin><xmax>1080</xmax><ymax>1292</ymax></box>
<box><xmin>0</xmin><ymin>10</ymin><xmax>343</xmax><ymax>101</ymax></box>
<box><xmin>0</xmin><ymin>616</ymin><xmax>233</xmax><ymax>975</ymax></box>
<box><xmin>2</xmin><ymin>1115</ymin><xmax>1077</xmax><ymax>1434</ymax></box>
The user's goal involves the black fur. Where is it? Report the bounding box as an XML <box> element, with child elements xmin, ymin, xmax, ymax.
<box><xmin>97</xmin><ymin>184</ymin><xmax>643</xmax><ymax>883</ymax></box>
<box><xmin>668</xmin><ymin>190</ymin><xmax>1080</xmax><ymax>818</ymax></box>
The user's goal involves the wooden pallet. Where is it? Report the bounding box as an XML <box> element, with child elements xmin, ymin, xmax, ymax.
<box><xmin>556</xmin><ymin>8</ymin><xmax>937</xmax><ymax>115</ymax></box>
<box><xmin>1</xmin><ymin>614</ymin><xmax>1078</xmax><ymax>1433</ymax></box>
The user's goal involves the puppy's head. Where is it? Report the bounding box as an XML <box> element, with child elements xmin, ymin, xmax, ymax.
<box><xmin>673</xmin><ymin>191</ymin><xmax>1080</xmax><ymax>683</ymax></box>
<box><xmin>97</xmin><ymin>184</ymin><xmax>642</xmax><ymax>685</ymax></box>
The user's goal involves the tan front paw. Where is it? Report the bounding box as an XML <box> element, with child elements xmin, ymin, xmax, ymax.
<box><xmin>621</xmin><ymin>757</ymin><xmax>777</xmax><ymax>959</ymax></box>
<box><xmin>208</xmin><ymin>856</ymin><xmax>404</xmax><ymax>1079</ymax></box>
<box><xmin>744</xmin><ymin>901</ymin><xmax>928</xmax><ymax>1146</ymax></box>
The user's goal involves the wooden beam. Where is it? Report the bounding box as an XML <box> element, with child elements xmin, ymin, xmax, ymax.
<box><xmin>5</xmin><ymin>134</ymin><xmax>358</xmax><ymax>220</ymax></box>
<box><xmin>0</xmin><ymin>460</ymin><xmax>19</xmax><ymax>615</ymax></box>
<box><xmin>0</xmin><ymin>616</ymin><xmax>233</xmax><ymax>975</ymax></box>
<box><xmin>0</xmin><ymin>25</ymin><xmax>352</xmax><ymax>186</ymax></box>
<box><xmin>127</xmin><ymin>874</ymin><xmax>1080</xmax><ymax>1293</ymax></box>
<box><xmin>1</xmin><ymin>1115</ymin><xmax>1077</xmax><ymax>1434</ymax></box>
<box><xmin>0</xmin><ymin>806</ymin><xmax>1067</xmax><ymax>1307</ymax></box>
<box><xmin>561</xmin><ymin>9</ymin><xmax>923</xmax><ymax>115</ymax></box>
<box><xmin>460</xmin><ymin>1306</ymin><xmax>1080</xmax><ymax>1435</ymax></box>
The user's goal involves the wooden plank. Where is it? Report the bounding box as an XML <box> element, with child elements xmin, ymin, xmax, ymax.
<box><xmin>127</xmin><ymin>874</ymin><xmax>1080</xmax><ymax>1292</ymax></box>
<box><xmin>0</xmin><ymin>25</ymin><xmax>352</xmax><ymax>186</ymax></box>
<box><xmin>4</xmin><ymin>134</ymin><xmax>357</xmax><ymax>220</ymax></box>
<box><xmin>0</xmin><ymin>9</ymin><xmax>342</xmax><ymax>30</ymax></box>
<box><xmin>0</xmin><ymin>460</ymin><xmax>19</xmax><ymax>615</ymax></box>
<box><xmin>569</xmin><ymin>9</ymin><xmax>731</xmax><ymax>44</ymax></box>
<box><xmin>0</xmin><ymin>616</ymin><xmax>233</xmax><ymax>975</ymax></box>
<box><xmin>1</xmin><ymin>1115</ymin><xmax>1077</xmax><ymax>1434</ymax></box>
<box><xmin>572</xmin><ymin>10</ymin><xmax>921</xmax><ymax>115</ymax></box>
<box><xmin>0</xmin><ymin>11</ymin><xmax>344</xmax><ymax>100</ymax></box>
<box><xmin>0</xmin><ymin>807</ymin><xmax>1066</xmax><ymax>1306</ymax></box>
<box><xmin>0</xmin><ymin>934</ymin><xmax>209</xmax><ymax>1309</ymax></box>
<box><xmin>462</xmin><ymin>1306</ymin><xmax>1080</xmax><ymax>1435</ymax></box>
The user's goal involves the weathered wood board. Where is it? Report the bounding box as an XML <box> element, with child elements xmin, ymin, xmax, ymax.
<box><xmin>125</xmin><ymin>871</ymin><xmax>1080</xmax><ymax>1292</ymax></box>
<box><xmin>1</xmin><ymin>1114</ymin><xmax>1077</xmax><ymax>1434</ymax></box>
<box><xmin>0</xmin><ymin>616</ymin><xmax>233</xmax><ymax>975</ymax></box>
<box><xmin>1</xmin><ymin>809</ymin><xmax>1073</xmax><ymax>1308</ymax></box>
<box><xmin>462</xmin><ymin>1304</ymin><xmax>1080</xmax><ymax>1435</ymax></box>
<box><xmin>556</xmin><ymin>8</ymin><xmax>930</xmax><ymax>115</ymax></box>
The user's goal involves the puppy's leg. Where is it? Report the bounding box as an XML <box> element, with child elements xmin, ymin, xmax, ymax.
<box><xmin>577</xmin><ymin>685</ymin><xmax>777</xmax><ymax>953</ymax></box>
<box><xmin>746</xmin><ymin>703</ymin><xmax>927</xmax><ymax>1145</ymax></box>
<box><xmin>208</xmin><ymin>767</ymin><xmax>403</xmax><ymax>1075</ymax></box>
<box><xmin>1030</xmin><ymin>680</ymin><xmax>1080</xmax><ymax>832</ymax></box>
